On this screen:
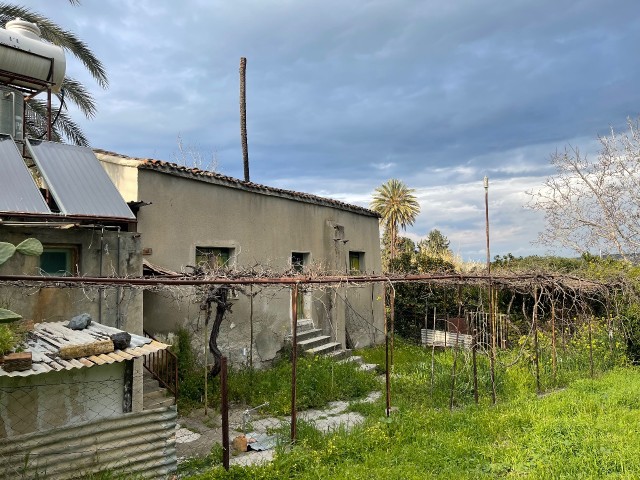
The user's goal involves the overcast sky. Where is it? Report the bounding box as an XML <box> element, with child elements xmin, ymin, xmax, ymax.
<box><xmin>14</xmin><ymin>0</ymin><xmax>640</xmax><ymax>261</ymax></box>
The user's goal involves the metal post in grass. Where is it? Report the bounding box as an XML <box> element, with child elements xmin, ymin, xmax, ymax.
<box><xmin>221</xmin><ymin>356</ymin><xmax>230</xmax><ymax>471</ymax></box>
<box><xmin>588</xmin><ymin>314</ymin><xmax>594</xmax><ymax>379</ymax></box>
<box><xmin>390</xmin><ymin>285</ymin><xmax>396</xmax><ymax>367</ymax></box>
<box><xmin>291</xmin><ymin>283</ymin><xmax>299</xmax><ymax>442</ymax></box>
<box><xmin>204</xmin><ymin>319</ymin><xmax>208</xmax><ymax>416</ymax></box>
<box><xmin>472</xmin><ymin>319</ymin><xmax>479</xmax><ymax>404</ymax></box>
<box><xmin>484</xmin><ymin>176</ymin><xmax>497</xmax><ymax>405</ymax></box>
<box><xmin>449</xmin><ymin>331</ymin><xmax>460</xmax><ymax>410</ymax></box>
<box><xmin>551</xmin><ymin>296</ymin><xmax>557</xmax><ymax>384</ymax></box>
<box><xmin>430</xmin><ymin>307</ymin><xmax>436</xmax><ymax>401</ymax></box>
<box><xmin>533</xmin><ymin>287</ymin><xmax>541</xmax><ymax>394</ymax></box>
<box><xmin>384</xmin><ymin>283</ymin><xmax>391</xmax><ymax>416</ymax></box>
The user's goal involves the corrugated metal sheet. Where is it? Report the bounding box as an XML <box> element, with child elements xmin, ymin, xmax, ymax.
<box><xmin>0</xmin><ymin>134</ymin><xmax>52</xmax><ymax>214</ymax></box>
<box><xmin>421</xmin><ymin>328</ymin><xmax>472</xmax><ymax>349</ymax></box>
<box><xmin>27</xmin><ymin>139</ymin><xmax>135</xmax><ymax>219</ymax></box>
<box><xmin>0</xmin><ymin>406</ymin><xmax>177</xmax><ymax>479</ymax></box>
<box><xmin>0</xmin><ymin>321</ymin><xmax>170</xmax><ymax>377</ymax></box>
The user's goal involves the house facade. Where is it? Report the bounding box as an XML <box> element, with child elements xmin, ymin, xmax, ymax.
<box><xmin>0</xmin><ymin>225</ymin><xmax>142</xmax><ymax>332</ymax></box>
<box><xmin>97</xmin><ymin>150</ymin><xmax>385</xmax><ymax>366</ymax></box>
<box><xmin>0</xmin><ymin>138</ymin><xmax>176</xmax><ymax>478</ymax></box>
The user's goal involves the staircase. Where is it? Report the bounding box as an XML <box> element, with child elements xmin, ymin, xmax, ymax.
<box><xmin>143</xmin><ymin>370</ymin><xmax>175</xmax><ymax>410</ymax></box>
<box><xmin>294</xmin><ymin>318</ymin><xmax>350</xmax><ymax>359</ymax></box>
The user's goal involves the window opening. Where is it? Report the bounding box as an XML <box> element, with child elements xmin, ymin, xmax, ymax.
<box><xmin>196</xmin><ymin>247</ymin><xmax>232</xmax><ymax>268</ymax></box>
<box><xmin>349</xmin><ymin>251</ymin><xmax>364</xmax><ymax>274</ymax></box>
<box><xmin>40</xmin><ymin>245</ymin><xmax>78</xmax><ymax>276</ymax></box>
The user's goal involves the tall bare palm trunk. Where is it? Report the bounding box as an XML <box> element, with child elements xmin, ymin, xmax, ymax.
<box><xmin>240</xmin><ymin>57</ymin><xmax>249</xmax><ymax>182</ymax></box>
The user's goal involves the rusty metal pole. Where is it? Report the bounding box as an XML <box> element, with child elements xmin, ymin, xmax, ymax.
<box><xmin>204</xmin><ymin>320</ymin><xmax>208</xmax><ymax>416</ymax></box>
<box><xmin>533</xmin><ymin>288</ymin><xmax>541</xmax><ymax>394</ymax></box>
<box><xmin>290</xmin><ymin>283</ymin><xmax>298</xmax><ymax>442</ymax></box>
<box><xmin>472</xmin><ymin>319</ymin><xmax>479</xmax><ymax>404</ymax></box>
<box><xmin>485</xmin><ymin>176</ymin><xmax>497</xmax><ymax>404</ymax></box>
<box><xmin>221</xmin><ymin>356</ymin><xmax>230</xmax><ymax>471</ymax></box>
<box><xmin>390</xmin><ymin>286</ymin><xmax>395</xmax><ymax>367</ymax></box>
<box><xmin>383</xmin><ymin>284</ymin><xmax>391</xmax><ymax>416</ymax></box>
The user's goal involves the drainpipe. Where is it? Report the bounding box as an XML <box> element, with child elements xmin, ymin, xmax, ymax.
<box><xmin>116</xmin><ymin>227</ymin><xmax>122</xmax><ymax>329</ymax></box>
<box><xmin>99</xmin><ymin>227</ymin><xmax>104</xmax><ymax>324</ymax></box>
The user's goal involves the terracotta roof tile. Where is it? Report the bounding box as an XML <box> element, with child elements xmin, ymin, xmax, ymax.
<box><xmin>94</xmin><ymin>149</ymin><xmax>379</xmax><ymax>218</ymax></box>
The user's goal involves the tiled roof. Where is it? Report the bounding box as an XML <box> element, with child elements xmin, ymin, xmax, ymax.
<box><xmin>0</xmin><ymin>321</ymin><xmax>169</xmax><ymax>377</ymax></box>
<box><xmin>94</xmin><ymin>149</ymin><xmax>379</xmax><ymax>218</ymax></box>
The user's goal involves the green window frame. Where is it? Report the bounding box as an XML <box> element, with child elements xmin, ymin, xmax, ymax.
<box><xmin>40</xmin><ymin>245</ymin><xmax>79</xmax><ymax>276</ymax></box>
<box><xmin>349</xmin><ymin>251</ymin><xmax>364</xmax><ymax>274</ymax></box>
<box><xmin>196</xmin><ymin>247</ymin><xmax>232</xmax><ymax>268</ymax></box>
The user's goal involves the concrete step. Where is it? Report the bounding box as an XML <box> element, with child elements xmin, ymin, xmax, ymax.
<box><xmin>338</xmin><ymin>355</ymin><xmax>378</xmax><ymax>372</ymax></box>
<box><xmin>297</xmin><ymin>328</ymin><xmax>324</xmax><ymax>342</ymax></box>
<box><xmin>143</xmin><ymin>396</ymin><xmax>175</xmax><ymax>410</ymax></box>
<box><xmin>339</xmin><ymin>355</ymin><xmax>363</xmax><ymax>365</ymax></box>
<box><xmin>296</xmin><ymin>318</ymin><xmax>315</xmax><ymax>332</ymax></box>
<box><xmin>306</xmin><ymin>342</ymin><xmax>342</xmax><ymax>355</ymax></box>
<box><xmin>144</xmin><ymin>388</ymin><xmax>170</xmax><ymax>402</ymax></box>
<box><xmin>143</xmin><ymin>369</ymin><xmax>174</xmax><ymax>410</ymax></box>
<box><xmin>359</xmin><ymin>363</ymin><xmax>378</xmax><ymax>373</ymax></box>
<box><xmin>326</xmin><ymin>349</ymin><xmax>352</xmax><ymax>361</ymax></box>
<box><xmin>144</xmin><ymin>377</ymin><xmax>163</xmax><ymax>391</ymax></box>
<box><xmin>298</xmin><ymin>335</ymin><xmax>332</xmax><ymax>351</ymax></box>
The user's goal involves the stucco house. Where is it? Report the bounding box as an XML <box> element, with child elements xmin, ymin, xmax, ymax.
<box><xmin>97</xmin><ymin>150</ymin><xmax>385</xmax><ymax>366</ymax></box>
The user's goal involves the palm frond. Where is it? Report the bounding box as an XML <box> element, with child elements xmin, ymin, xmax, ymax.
<box><xmin>25</xmin><ymin>98</ymin><xmax>89</xmax><ymax>146</ymax></box>
<box><xmin>60</xmin><ymin>77</ymin><xmax>96</xmax><ymax>118</ymax></box>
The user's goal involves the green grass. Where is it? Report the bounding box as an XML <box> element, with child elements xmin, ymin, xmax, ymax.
<box><xmin>190</xmin><ymin>367</ymin><xmax>640</xmax><ymax>479</ymax></box>
<box><xmin>185</xmin><ymin>332</ymin><xmax>637</xmax><ymax>479</ymax></box>
<box><xmin>178</xmin><ymin>352</ymin><xmax>379</xmax><ymax>415</ymax></box>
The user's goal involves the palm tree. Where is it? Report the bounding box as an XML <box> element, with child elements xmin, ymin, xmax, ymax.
<box><xmin>0</xmin><ymin>2</ymin><xmax>108</xmax><ymax>146</ymax></box>
<box><xmin>370</xmin><ymin>179</ymin><xmax>421</xmax><ymax>264</ymax></box>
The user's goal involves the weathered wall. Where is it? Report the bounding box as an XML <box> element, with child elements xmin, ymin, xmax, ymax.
<box><xmin>0</xmin><ymin>226</ymin><xmax>143</xmax><ymax>333</ymax></box>
<box><xmin>98</xmin><ymin>155</ymin><xmax>384</xmax><ymax>366</ymax></box>
<box><xmin>0</xmin><ymin>405</ymin><xmax>176</xmax><ymax>479</ymax></box>
<box><xmin>0</xmin><ymin>226</ymin><xmax>145</xmax><ymax>411</ymax></box>
<box><xmin>0</xmin><ymin>362</ymin><xmax>125</xmax><ymax>438</ymax></box>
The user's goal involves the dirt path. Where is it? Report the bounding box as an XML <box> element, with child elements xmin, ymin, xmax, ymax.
<box><xmin>176</xmin><ymin>391</ymin><xmax>382</xmax><ymax>468</ymax></box>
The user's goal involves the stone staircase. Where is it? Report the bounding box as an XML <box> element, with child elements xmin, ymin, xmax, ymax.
<box><xmin>143</xmin><ymin>369</ymin><xmax>175</xmax><ymax>410</ymax></box>
<box><xmin>295</xmin><ymin>318</ymin><xmax>346</xmax><ymax>357</ymax></box>
<box><xmin>294</xmin><ymin>319</ymin><xmax>377</xmax><ymax>371</ymax></box>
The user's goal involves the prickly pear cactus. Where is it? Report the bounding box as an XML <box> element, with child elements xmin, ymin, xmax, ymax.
<box><xmin>0</xmin><ymin>308</ymin><xmax>22</xmax><ymax>324</ymax></box>
<box><xmin>16</xmin><ymin>238</ymin><xmax>43</xmax><ymax>257</ymax></box>
<box><xmin>0</xmin><ymin>238</ymin><xmax>43</xmax><ymax>266</ymax></box>
<box><xmin>0</xmin><ymin>238</ymin><xmax>43</xmax><ymax>325</ymax></box>
<box><xmin>0</xmin><ymin>242</ymin><xmax>16</xmax><ymax>265</ymax></box>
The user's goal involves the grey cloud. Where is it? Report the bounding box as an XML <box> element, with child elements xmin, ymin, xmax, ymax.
<box><xmin>14</xmin><ymin>0</ymin><xmax>640</xmax><ymax>259</ymax></box>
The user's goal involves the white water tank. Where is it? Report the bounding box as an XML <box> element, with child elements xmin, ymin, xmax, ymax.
<box><xmin>0</xmin><ymin>85</ymin><xmax>24</xmax><ymax>140</ymax></box>
<box><xmin>0</xmin><ymin>18</ymin><xmax>66</xmax><ymax>93</ymax></box>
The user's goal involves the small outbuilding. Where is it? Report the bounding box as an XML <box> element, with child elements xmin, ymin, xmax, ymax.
<box><xmin>0</xmin><ymin>320</ymin><xmax>176</xmax><ymax>478</ymax></box>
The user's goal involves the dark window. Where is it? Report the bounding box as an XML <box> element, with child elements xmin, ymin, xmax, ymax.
<box><xmin>196</xmin><ymin>247</ymin><xmax>232</xmax><ymax>268</ymax></box>
<box><xmin>349</xmin><ymin>251</ymin><xmax>364</xmax><ymax>274</ymax></box>
<box><xmin>291</xmin><ymin>252</ymin><xmax>306</xmax><ymax>273</ymax></box>
<box><xmin>40</xmin><ymin>246</ymin><xmax>78</xmax><ymax>276</ymax></box>
<box><xmin>291</xmin><ymin>252</ymin><xmax>309</xmax><ymax>319</ymax></box>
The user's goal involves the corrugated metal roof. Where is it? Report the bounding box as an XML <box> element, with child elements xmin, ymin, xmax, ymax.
<box><xmin>0</xmin><ymin>134</ymin><xmax>51</xmax><ymax>214</ymax></box>
<box><xmin>27</xmin><ymin>140</ymin><xmax>135</xmax><ymax>220</ymax></box>
<box><xmin>0</xmin><ymin>321</ymin><xmax>169</xmax><ymax>377</ymax></box>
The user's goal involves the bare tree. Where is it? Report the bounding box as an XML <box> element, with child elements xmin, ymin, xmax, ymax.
<box><xmin>529</xmin><ymin>119</ymin><xmax>640</xmax><ymax>260</ymax></box>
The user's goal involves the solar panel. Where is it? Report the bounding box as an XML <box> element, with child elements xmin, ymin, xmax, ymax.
<box><xmin>0</xmin><ymin>134</ymin><xmax>51</xmax><ymax>214</ymax></box>
<box><xmin>27</xmin><ymin>139</ymin><xmax>135</xmax><ymax>220</ymax></box>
